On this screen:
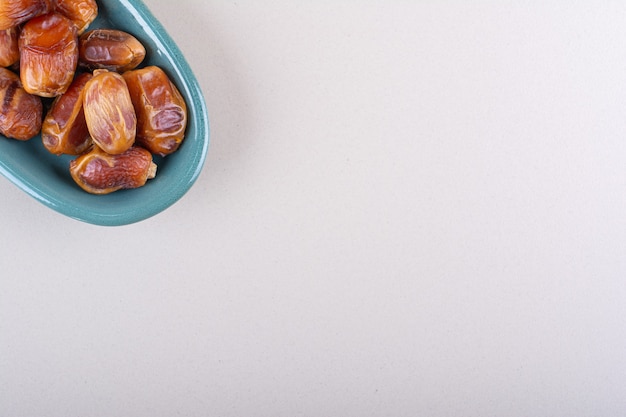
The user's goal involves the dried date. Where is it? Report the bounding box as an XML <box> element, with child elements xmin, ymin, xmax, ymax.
<box><xmin>52</xmin><ymin>0</ymin><xmax>97</xmax><ymax>35</ymax></box>
<box><xmin>0</xmin><ymin>27</ymin><xmax>19</xmax><ymax>68</ymax></box>
<box><xmin>123</xmin><ymin>66</ymin><xmax>187</xmax><ymax>156</ymax></box>
<box><xmin>19</xmin><ymin>12</ymin><xmax>79</xmax><ymax>97</ymax></box>
<box><xmin>0</xmin><ymin>67</ymin><xmax>42</xmax><ymax>140</ymax></box>
<box><xmin>69</xmin><ymin>145</ymin><xmax>157</xmax><ymax>194</ymax></box>
<box><xmin>79</xmin><ymin>29</ymin><xmax>145</xmax><ymax>72</ymax></box>
<box><xmin>41</xmin><ymin>72</ymin><xmax>92</xmax><ymax>155</ymax></box>
<box><xmin>83</xmin><ymin>69</ymin><xmax>136</xmax><ymax>154</ymax></box>
<box><xmin>0</xmin><ymin>0</ymin><xmax>51</xmax><ymax>30</ymax></box>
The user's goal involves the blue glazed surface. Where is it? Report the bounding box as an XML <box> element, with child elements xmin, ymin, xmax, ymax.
<box><xmin>0</xmin><ymin>0</ymin><xmax>210</xmax><ymax>226</ymax></box>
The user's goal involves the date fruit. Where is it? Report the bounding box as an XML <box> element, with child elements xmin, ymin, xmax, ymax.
<box><xmin>0</xmin><ymin>27</ymin><xmax>19</xmax><ymax>68</ymax></box>
<box><xmin>79</xmin><ymin>29</ymin><xmax>145</xmax><ymax>72</ymax></box>
<box><xmin>83</xmin><ymin>69</ymin><xmax>136</xmax><ymax>154</ymax></box>
<box><xmin>42</xmin><ymin>72</ymin><xmax>92</xmax><ymax>155</ymax></box>
<box><xmin>52</xmin><ymin>0</ymin><xmax>97</xmax><ymax>35</ymax></box>
<box><xmin>123</xmin><ymin>66</ymin><xmax>187</xmax><ymax>156</ymax></box>
<box><xmin>69</xmin><ymin>145</ymin><xmax>157</xmax><ymax>194</ymax></box>
<box><xmin>19</xmin><ymin>12</ymin><xmax>78</xmax><ymax>97</ymax></box>
<box><xmin>0</xmin><ymin>0</ymin><xmax>51</xmax><ymax>30</ymax></box>
<box><xmin>0</xmin><ymin>67</ymin><xmax>42</xmax><ymax>140</ymax></box>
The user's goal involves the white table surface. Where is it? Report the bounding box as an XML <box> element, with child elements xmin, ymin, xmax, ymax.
<box><xmin>2</xmin><ymin>1</ymin><xmax>626</xmax><ymax>415</ymax></box>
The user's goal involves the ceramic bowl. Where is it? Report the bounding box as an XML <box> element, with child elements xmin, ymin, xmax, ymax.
<box><xmin>0</xmin><ymin>0</ymin><xmax>210</xmax><ymax>226</ymax></box>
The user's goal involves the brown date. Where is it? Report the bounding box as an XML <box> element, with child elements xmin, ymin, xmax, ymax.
<box><xmin>0</xmin><ymin>0</ymin><xmax>51</xmax><ymax>30</ymax></box>
<box><xmin>19</xmin><ymin>12</ymin><xmax>78</xmax><ymax>97</ymax></box>
<box><xmin>42</xmin><ymin>72</ymin><xmax>92</xmax><ymax>155</ymax></box>
<box><xmin>79</xmin><ymin>29</ymin><xmax>145</xmax><ymax>72</ymax></box>
<box><xmin>52</xmin><ymin>0</ymin><xmax>97</xmax><ymax>35</ymax></box>
<box><xmin>0</xmin><ymin>67</ymin><xmax>42</xmax><ymax>140</ymax></box>
<box><xmin>123</xmin><ymin>66</ymin><xmax>187</xmax><ymax>156</ymax></box>
<box><xmin>69</xmin><ymin>145</ymin><xmax>157</xmax><ymax>195</ymax></box>
<box><xmin>0</xmin><ymin>27</ymin><xmax>19</xmax><ymax>68</ymax></box>
<box><xmin>83</xmin><ymin>69</ymin><xmax>136</xmax><ymax>154</ymax></box>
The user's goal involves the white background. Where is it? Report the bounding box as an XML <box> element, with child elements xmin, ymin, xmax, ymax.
<box><xmin>2</xmin><ymin>0</ymin><xmax>626</xmax><ymax>415</ymax></box>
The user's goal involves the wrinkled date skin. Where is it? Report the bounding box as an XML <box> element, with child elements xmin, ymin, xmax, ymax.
<box><xmin>79</xmin><ymin>29</ymin><xmax>145</xmax><ymax>72</ymax></box>
<box><xmin>19</xmin><ymin>12</ymin><xmax>78</xmax><ymax>97</ymax></box>
<box><xmin>69</xmin><ymin>145</ymin><xmax>157</xmax><ymax>194</ymax></box>
<box><xmin>52</xmin><ymin>0</ymin><xmax>97</xmax><ymax>35</ymax></box>
<box><xmin>0</xmin><ymin>27</ymin><xmax>20</xmax><ymax>68</ymax></box>
<box><xmin>42</xmin><ymin>72</ymin><xmax>92</xmax><ymax>155</ymax></box>
<box><xmin>0</xmin><ymin>67</ymin><xmax>42</xmax><ymax>140</ymax></box>
<box><xmin>123</xmin><ymin>66</ymin><xmax>187</xmax><ymax>156</ymax></box>
<box><xmin>0</xmin><ymin>0</ymin><xmax>51</xmax><ymax>30</ymax></box>
<box><xmin>83</xmin><ymin>69</ymin><xmax>136</xmax><ymax>154</ymax></box>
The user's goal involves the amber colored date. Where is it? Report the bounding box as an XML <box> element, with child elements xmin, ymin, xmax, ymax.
<box><xmin>0</xmin><ymin>0</ymin><xmax>51</xmax><ymax>30</ymax></box>
<box><xmin>69</xmin><ymin>145</ymin><xmax>157</xmax><ymax>195</ymax></box>
<box><xmin>19</xmin><ymin>12</ymin><xmax>78</xmax><ymax>97</ymax></box>
<box><xmin>42</xmin><ymin>72</ymin><xmax>92</xmax><ymax>155</ymax></box>
<box><xmin>123</xmin><ymin>66</ymin><xmax>187</xmax><ymax>156</ymax></box>
<box><xmin>79</xmin><ymin>29</ymin><xmax>145</xmax><ymax>72</ymax></box>
<box><xmin>52</xmin><ymin>0</ymin><xmax>97</xmax><ymax>35</ymax></box>
<box><xmin>0</xmin><ymin>67</ymin><xmax>42</xmax><ymax>140</ymax></box>
<box><xmin>0</xmin><ymin>27</ymin><xmax>19</xmax><ymax>68</ymax></box>
<box><xmin>83</xmin><ymin>69</ymin><xmax>136</xmax><ymax>155</ymax></box>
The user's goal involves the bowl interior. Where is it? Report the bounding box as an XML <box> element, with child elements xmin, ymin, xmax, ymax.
<box><xmin>0</xmin><ymin>0</ymin><xmax>209</xmax><ymax>226</ymax></box>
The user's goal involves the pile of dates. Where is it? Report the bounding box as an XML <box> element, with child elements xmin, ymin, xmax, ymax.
<box><xmin>0</xmin><ymin>0</ymin><xmax>188</xmax><ymax>194</ymax></box>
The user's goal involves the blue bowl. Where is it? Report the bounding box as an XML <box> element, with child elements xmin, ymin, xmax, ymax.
<box><xmin>0</xmin><ymin>0</ymin><xmax>210</xmax><ymax>226</ymax></box>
